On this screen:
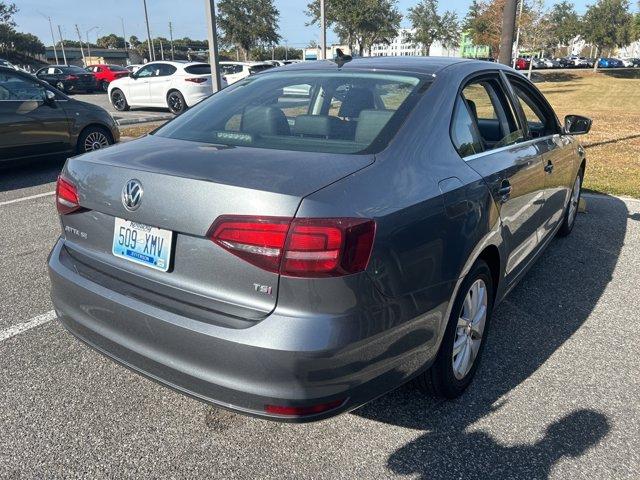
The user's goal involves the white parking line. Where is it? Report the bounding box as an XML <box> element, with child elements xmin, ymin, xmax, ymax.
<box><xmin>0</xmin><ymin>310</ymin><xmax>57</xmax><ymax>342</ymax></box>
<box><xmin>0</xmin><ymin>191</ymin><xmax>55</xmax><ymax>207</ymax></box>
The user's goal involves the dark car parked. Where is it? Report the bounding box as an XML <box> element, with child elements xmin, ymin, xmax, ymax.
<box><xmin>49</xmin><ymin>57</ymin><xmax>590</xmax><ymax>422</ymax></box>
<box><xmin>35</xmin><ymin>65</ymin><xmax>97</xmax><ymax>93</ymax></box>
<box><xmin>0</xmin><ymin>66</ymin><xmax>119</xmax><ymax>163</ymax></box>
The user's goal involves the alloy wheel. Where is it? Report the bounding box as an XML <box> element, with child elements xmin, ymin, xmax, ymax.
<box><xmin>568</xmin><ymin>175</ymin><xmax>581</xmax><ymax>226</ymax></box>
<box><xmin>168</xmin><ymin>93</ymin><xmax>183</xmax><ymax>113</ymax></box>
<box><xmin>83</xmin><ymin>131</ymin><xmax>110</xmax><ymax>151</ymax></box>
<box><xmin>452</xmin><ymin>278</ymin><xmax>488</xmax><ymax>380</ymax></box>
<box><xmin>112</xmin><ymin>91</ymin><xmax>125</xmax><ymax>110</ymax></box>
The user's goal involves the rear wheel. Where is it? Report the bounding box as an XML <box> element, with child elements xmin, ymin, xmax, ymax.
<box><xmin>557</xmin><ymin>169</ymin><xmax>583</xmax><ymax>237</ymax></box>
<box><xmin>111</xmin><ymin>88</ymin><xmax>129</xmax><ymax>111</ymax></box>
<box><xmin>77</xmin><ymin>126</ymin><xmax>112</xmax><ymax>154</ymax></box>
<box><xmin>415</xmin><ymin>259</ymin><xmax>494</xmax><ymax>398</ymax></box>
<box><xmin>167</xmin><ymin>90</ymin><xmax>187</xmax><ymax>115</ymax></box>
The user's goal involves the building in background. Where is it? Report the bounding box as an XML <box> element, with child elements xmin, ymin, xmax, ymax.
<box><xmin>44</xmin><ymin>47</ymin><xmax>139</xmax><ymax>66</ymax></box>
<box><xmin>367</xmin><ymin>28</ymin><xmax>461</xmax><ymax>58</ymax></box>
<box><xmin>459</xmin><ymin>32</ymin><xmax>491</xmax><ymax>59</ymax></box>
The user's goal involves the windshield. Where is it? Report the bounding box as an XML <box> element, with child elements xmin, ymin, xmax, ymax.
<box><xmin>155</xmin><ymin>71</ymin><xmax>423</xmax><ymax>154</ymax></box>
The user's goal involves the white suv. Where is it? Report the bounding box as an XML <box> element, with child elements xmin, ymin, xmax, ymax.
<box><xmin>108</xmin><ymin>61</ymin><xmax>227</xmax><ymax>115</ymax></box>
<box><xmin>219</xmin><ymin>61</ymin><xmax>275</xmax><ymax>85</ymax></box>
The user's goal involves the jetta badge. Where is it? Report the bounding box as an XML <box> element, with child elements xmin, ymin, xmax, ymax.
<box><xmin>122</xmin><ymin>179</ymin><xmax>143</xmax><ymax>211</ymax></box>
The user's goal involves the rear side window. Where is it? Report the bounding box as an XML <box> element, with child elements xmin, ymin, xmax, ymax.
<box><xmin>108</xmin><ymin>65</ymin><xmax>128</xmax><ymax>71</ymax></box>
<box><xmin>184</xmin><ymin>64</ymin><xmax>211</xmax><ymax>75</ymax></box>
<box><xmin>451</xmin><ymin>98</ymin><xmax>483</xmax><ymax>157</ymax></box>
<box><xmin>155</xmin><ymin>71</ymin><xmax>424</xmax><ymax>154</ymax></box>
<box><xmin>157</xmin><ymin>64</ymin><xmax>177</xmax><ymax>76</ymax></box>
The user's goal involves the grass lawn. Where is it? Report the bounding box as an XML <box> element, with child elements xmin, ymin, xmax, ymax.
<box><xmin>535</xmin><ymin>68</ymin><xmax>640</xmax><ymax>198</ymax></box>
<box><xmin>119</xmin><ymin>68</ymin><xmax>640</xmax><ymax>198</ymax></box>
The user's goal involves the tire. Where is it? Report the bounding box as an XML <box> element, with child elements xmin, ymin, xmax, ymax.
<box><xmin>415</xmin><ymin>259</ymin><xmax>494</xmax><ymax>399</ymax></box>
<box><xmin>110</xmin><ymin>88</ymin><xmax>129</xmax><ymax>111</ymax></box>
<box><xmin>100</xmin><ymin>80</ymin><xmax>109</xmax><ymax>92</ymax></box>
<box><xmin>167</xmin><ymin>90</ymin><xmax>187</xmax><ymax>115</ymax></box>
<box><xmin>557</xmin><ymin>168</ymin><xmax>584</xmax><ymax>237</ymax></box>
<box><xmin>77</xmin><ymin>125</ymin><xmax>113</xmax><ymax>154</ymax></box>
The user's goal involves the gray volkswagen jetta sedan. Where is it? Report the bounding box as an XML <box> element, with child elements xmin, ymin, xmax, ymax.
<box><xmin>48</xmin><ymin>57</ymin><xmax>591</xmax><ymax>421</ymax></box>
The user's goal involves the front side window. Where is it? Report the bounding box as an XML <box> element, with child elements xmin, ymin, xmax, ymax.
<box><xmin>135</xmin><ymin>65</ymin><xmax>156</xmax><ymax>78</ymax></box>
<box><xmin>507</xmin><ymin>78</ymin><xmax>559</xmax><ymax>138</ymax></box>
<box><xmin>0</xmin><ymin>72</ymin><xmax>46</xmax><ymax>101</ymax></box>
<box><xmin>155</xmin><ymin>71</ymin><xmax>423</xmax><ymax>154</ymax></box>
<box><xmin>460</xmin><ymin>79</ymin><xmax>524</xmax><ymax>151</ymax></box>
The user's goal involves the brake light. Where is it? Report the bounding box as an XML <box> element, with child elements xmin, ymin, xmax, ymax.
<box><xmin>208</xmin><ymin>216</ymin><xmax>375</xmax><ymax>277</ymax></box>
<box><xmin>185</xmin><ymin>77</ymin><xmax>207</xmax><ymax>83</ymax></box>
<box><xmin>56</xmin><ymin>175</ymin><xmax>80</xmax><ymax>215</ymax></box>
<box><xmin>64</xmin><ymin>75</ymin><xmax>78</xmax><ymax>81</ymax></box>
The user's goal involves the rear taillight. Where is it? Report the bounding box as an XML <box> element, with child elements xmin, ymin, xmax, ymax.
<box><xmin>56</xmin><ymin>175</ymin><xmax>80</xmax><ymax>215</ymax></box>
<box><xmin>185</xmin><ymin>77</ymin><xmax>207</xmax><ymax>83</ymax></box>
<box><xmin>208</xmin><ymin>216</ymin><xmax>375</xmax><ymax>277</ymax></box>
<box><xmin>64</xmin><ymin>75</ymin><xmax>78</xmax><ymax>81</ymax></box>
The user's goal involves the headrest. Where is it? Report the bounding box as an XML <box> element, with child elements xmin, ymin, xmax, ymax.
<box><xmin>355</xmin><ymin>109</ymin><xmax>394</xmax><ymax>144</ymax></box>
<box><xmin>240</xmin><ymin>106</ymin><xmax>290</xmax><ymax>136</ymax></box>
<box><xmin>292</xmin><ymin>115</ymin><xmax>339</xmax><ymax>138</ymax></box>
<box><xmin>338</xmin><ymin>87</ymin><xmax>375</xmax><ymax>118</ymax></box>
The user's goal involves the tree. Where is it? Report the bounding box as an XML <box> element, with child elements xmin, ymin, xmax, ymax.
<box><xmin>463</xmin><ymin>0</ymin><xmax>506</xmax><ymax>57</ymax></box>
<box><xmin>405</xmin><ymin>0</ymin><xmax>460</xmax><ymax>55</ymax></box>
<box><xmin>0</xmin><ymin>1</ymin><xmax>17</xmax><ymax>26</ymax></box>
<box><xmin>306</xmin><ymin>0</ymin><xmax>401</xmax><ymax>56</ymax></box>
<box><xmin>217</xmin><ymin>0</ymin><xmax>280</xmax><ymax>61</ymax></box>
<box><xmin>548</xmin><ymin>1</ymin><xmax>581</xmax><ymax>48</ymax></box>
<box><xmin>97</xmin><ymin>34</ymin><xmax>125</xmax><ymax>49</ymax></box>
<box><xmin>583</xmin><ymin>0</ymin><xmax>634</xmax><ymax>57</ymax></box>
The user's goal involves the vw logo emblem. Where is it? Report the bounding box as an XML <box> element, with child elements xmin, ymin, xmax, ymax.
<box><xmin>122</xmin><ymin>179</ymin><xmax>143</xmax><ymax>211</ymax></box>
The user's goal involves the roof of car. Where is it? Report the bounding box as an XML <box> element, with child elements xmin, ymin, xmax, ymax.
<box><xmin>277</xmin><ymin>56</ymin><xmax>499</xmax><ymax>76</ymax></box>
<box><xmin>142</xmin><ymin>60</ymin><xmax>208</xmax><ymax>67</ymax></box>
<box><xmin>219</xmin><ymin>61</ymin><xmax>273</xmax><ymax>66</ymax></box>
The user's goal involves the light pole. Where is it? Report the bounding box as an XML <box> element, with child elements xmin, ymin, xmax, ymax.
<box><xmin>39</xmin><ymin>13</ymin><xmax>58</xmax><ymax>64</ymax></box>
<box><xmin>86</xmin><ymin>26</ymin><xmax>98</xmax><ymax>62</ymax></box>
<box><xmin>57</xmin><ymin>25</ymin><xmax>67</xmax><ymax>64</ymax></box>
<box><xmin>118</xmin><ymin>16</ymin><xmax>127</xmax><ymax>53</ymax></box>
<box><xmin>498</xmin><ymin>0</ymin><xmax>518</xmax><ymax>65</ymax></box>
<box><xmin>512</xmin><ymin>0</ymin><xmax>524</xmax><ymax>68</ymax></box>
<box><xmin>204</xmin><ymin>0</ymin><xmax>222</xmax><ymax>92</ymax></box>
<box><xmin>142</xmin><ymin>0</ymin><xmax>155</xmax><ymax>61</ymax></box>
<box><xmin>320</xmin><ymin>0</ymin><xmax>326</xmax><ymax>60</ymax></box>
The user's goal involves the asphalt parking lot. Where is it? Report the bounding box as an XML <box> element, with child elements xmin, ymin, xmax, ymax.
<box><xmin>69</xmin><ymin>91</ymin><xmax>173</xmax><ymax>125</ymax></box>
<box><xmin>1</xmin><ymin>158</ymin><xmax>639</xmax><ymax>479</ymax></box>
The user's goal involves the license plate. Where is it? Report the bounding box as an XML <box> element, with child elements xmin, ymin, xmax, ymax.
<box><xmin>112</xmin><ymin>218</ymin><xmax>172</xmax><ymax>272</ymax></box>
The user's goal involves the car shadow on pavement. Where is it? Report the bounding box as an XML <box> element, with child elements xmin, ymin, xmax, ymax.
<box><xmin>354</xmin><ymin>194</ymin><xmax>628</xmax><ymax>479</ymax></box>
<box><xmin>0</xmin><ymin>157</ymin><xmax>64</xmax><ymax>193</ymax></box>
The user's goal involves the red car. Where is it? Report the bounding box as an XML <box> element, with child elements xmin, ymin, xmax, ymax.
<box><xmin>85</xmin><ymin>64</ymin><xmax>130</xmax><ymax>92</ymax></box>
<box><xmin>514</xmin><ymin>57</ymin><xmax>530</xmax><ymax>70</ymax></box>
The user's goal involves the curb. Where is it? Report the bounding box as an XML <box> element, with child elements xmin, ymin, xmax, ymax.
<box><xmin>115</xmin><ymin>115</ymin><xmax>172</xmax><ymax>126</ymax></box>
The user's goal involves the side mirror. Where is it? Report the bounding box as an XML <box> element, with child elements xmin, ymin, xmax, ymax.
<box><xmin>564</xmin><ymin>115</ymin><xmax>592</xmax><ymax>135</ymax></box>
<box><xmin>43</xmin><ymin>89</ymin><xmax>57</xmax><ymax>106</ymax></box>
<box><xmin>129</xmin><ymin>72</ymin><xmax>136</xmax><ymax>79</ymax></box>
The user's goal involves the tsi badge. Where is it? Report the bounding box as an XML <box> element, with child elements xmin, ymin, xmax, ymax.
<box><xmin>253</xmin><ymin>283</ymin><xmax>273</xmax><ymax>295</ymax></box>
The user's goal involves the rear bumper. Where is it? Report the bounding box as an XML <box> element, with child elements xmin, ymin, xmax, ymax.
<box><xmin>48</xmin><ymin>239</ymin><xmax>443</xmax><ymax>422</ymax></box>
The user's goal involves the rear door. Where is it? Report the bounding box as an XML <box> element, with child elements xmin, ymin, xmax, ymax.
<box><xmin>0</xmin><ymin>70</ymin><xmax>70</xmax><ymax>161</ymax></box>
<box><xmin>503</xmin><ymin>73</ymin><xmax>573</xmax><ymax>239</ymax></box>
<box><xmin>451</xmin><ymin>72</ymin><xmax>547</xmax><ymax>284</ymax></box>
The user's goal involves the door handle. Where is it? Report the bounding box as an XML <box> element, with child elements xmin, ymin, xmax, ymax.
<box><xmin>497</xmin><ymin>180</ymin><xmax>512</xmax><ymax>202</ymax></box>
<box><xmin>544</xmin><ymin>160</ymin><xmax>554</xmax><ymax>173</ymax></box>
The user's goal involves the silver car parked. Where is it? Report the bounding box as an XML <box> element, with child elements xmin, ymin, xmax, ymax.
<box><xmin>49</xmin><ymin>57</ymin><xmax>591</xmax><ymax>421</ymax></box>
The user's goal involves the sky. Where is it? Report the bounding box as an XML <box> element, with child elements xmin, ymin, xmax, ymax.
<box><xmin>17</xmin><ymin>0</ymin><xmax>601</xmax><ymax>49</ymax></box>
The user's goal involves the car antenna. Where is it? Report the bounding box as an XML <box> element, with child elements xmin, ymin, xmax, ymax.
<box><xmin>332</xmin><ymin>48</ymin><xmax>353</xmax><ymax>68</ymax></box>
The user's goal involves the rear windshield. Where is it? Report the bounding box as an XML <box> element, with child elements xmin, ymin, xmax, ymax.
<box><xmin>248</xmin><ymin>64</ymin><xmax>274</xmax><ymax>74</ymax></box>
<box><xmin>155</xmin><ymin>71</ymin><xmax>423</xmax><ymax>154</ymax></box>
<box><xmin>62</xmin><ymin>66</ymin><xmax>89</xmax><ymax>74</ymax></box>
<box><xmin>108</xmin><ymin>64</ymin><xmax>128</xmax><ymax>71</ymax></box>
<box><xmin>184</xmin><ymin>64</ymin><xmax>211</xmax><ymax>75</ymax></box>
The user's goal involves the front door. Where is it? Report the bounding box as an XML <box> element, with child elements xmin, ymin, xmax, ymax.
<box><xmin>147</xmin><ymin>63</ymin><xmax>176</xmax><ymax>106</ymax></box>
<box><xmin>0</xmin><ymin>70</ymin><xmax>70</xmax><ymax>162</ymax></box>
<box><xmin>128</xmin><ymin>64</ymin><xmax>156</xmax><ymax>105</ymax></box>
<box><xmin>451</xmin><ymin>73</ymin><xmax>547</xmax><ymax>284</ymax></box>
<box><xmin>504</xmin><ymin>73</ymin><xmax>574</xmax><ymax>238</ymax></box>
